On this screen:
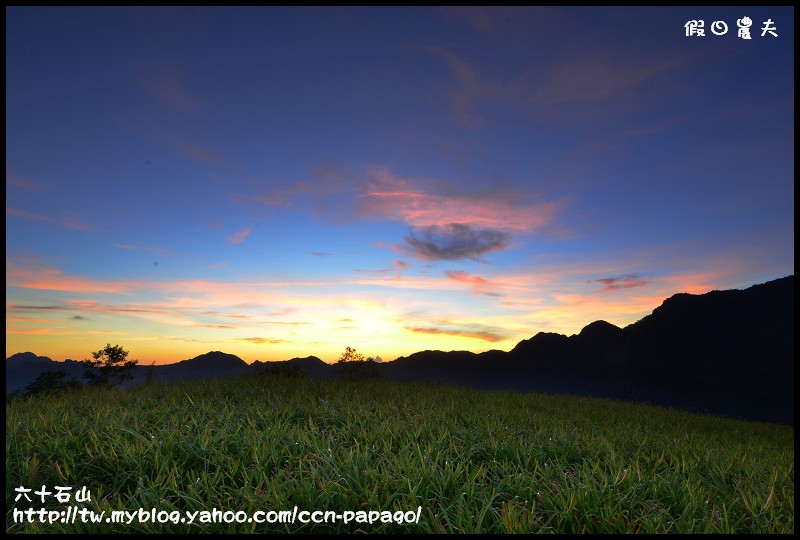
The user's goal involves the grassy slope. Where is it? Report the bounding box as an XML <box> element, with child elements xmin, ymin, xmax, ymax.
<box><xmin>5</xmin><ymin>374</ymin><xmax>794</xmax><ymax>533</ymax></box>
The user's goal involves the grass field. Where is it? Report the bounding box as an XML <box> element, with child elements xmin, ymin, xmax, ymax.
<box><xmin>5</xmin><ymin>373</ymin><xmax>794</xmax><ymax>533</ymax></box>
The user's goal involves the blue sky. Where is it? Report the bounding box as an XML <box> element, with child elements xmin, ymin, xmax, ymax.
<box><xmin>6</xmin><ymin>7</ymin><xmax>794</xmax><ymax>364</ymax></box>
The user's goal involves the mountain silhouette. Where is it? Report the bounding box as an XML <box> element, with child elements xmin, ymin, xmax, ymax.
<box><xmin>383</xmin><ymin>276</ymin><xmax>794</xmax><ymax>424</ymax></box>
<box><xmin>6</xmin><ymin>276</ymin><xmax>793</xmax><ymax>424</ymax></box>
<box><xmin>251</xmin><ymin>356</ymin><xmax>337</xmax><ymax>379</ymax></box>
<box><xmin>157</xmin><ymin>351</ymin><xmax>251</xmax><ymax>382</ymax></box>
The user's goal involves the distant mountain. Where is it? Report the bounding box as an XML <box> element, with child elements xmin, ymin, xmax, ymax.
<box><xmin>385</xmin><ymin>275</ymin><xmax>794</xmax><ymax>424</ymax></box>
<box><xmin>165</xmin><ymin>351</ymin><xmax>248</xmax><ymax>370</ymax></box>
<box><xmin>7</xmin><ymin>352</ymin><xmax>55</xmax><ymax>367</ymax></box>
<box><xmin>157</xmin><ymin>351</ymin><xmax>251</xmax><ymax>381</ymax></box>
<box><xmin>5</xmin><ymin>353</ymin><xmax>85</xmax><ymax>394</ymax></box>
<box><xmin>252</xmin><ymin>356</ymin><xmax>335</xmax><ymax>379</ymax></box>
<box><xmin>7</xmin><ymin>276</ymin><xmax>793</xmax><ymax>424</ymax></box>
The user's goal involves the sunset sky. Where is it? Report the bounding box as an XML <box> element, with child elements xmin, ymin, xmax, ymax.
<box><xmin>6</xmin><ymin>7</ymin><xmax>794</xmax><ymax>365</ymax></box>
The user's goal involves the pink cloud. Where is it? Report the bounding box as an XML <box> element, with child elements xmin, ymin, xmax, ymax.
<box><xmin>444</xmin><ymin>270</ymin><xmax>501</xmax><ymax>297</ymax></box>
<box><xmin>394</xmin><ymin>260</ymin><xmax>411</xmax><ymax>269</ymax></box>
<box><xmin>6</xmin><ymin>261</ymin><xmax>134</xmax><ymax>294</ymax></box>
<box><xmin>445</xmin><ymin>270</ymin><xmax>488</xmax><ymax>285</ymax></box>
<box><xmin>357</xmin><ymin>167</ymin><xmax>562</xmax><ymax>232</ymax></box>
<box><xmin>227</xmin><ymin>227</ymin><xmax>251</xmax><ymax>244</ymax></box>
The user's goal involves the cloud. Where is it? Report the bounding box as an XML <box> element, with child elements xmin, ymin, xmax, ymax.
<box><xmin>7</xmin><ymin>207</ymin><xmax>96</xmax><ymax>232</ymax></box>
<box><xmin>7</xmin><ymin>304</ymin><xmax>71</xmax><ymax>312</ymax></box>
<box><xmin>404</xmin><ymin>223</ymin><xmax>511</xmax><ymax>261</ymax></box>
<box><xmin>70</xmin><ymin>315</ymin><xmax>89</xmax><ymax>321</ymax></box>
<box><xmin>405</xmin><ymin>323</ymin><xmax>507</xmax><ymax>343</ymax></box>
<box><xmin>190</xmin><ymin>324</ymin><xmax>235</xmax><ymax>329</ymax></box>
<box><xmin>227</xmin><ymin>227</ymin><xmax>251</xmax><ymax>245</ymax></box>
<box><xmin>444</xmin><ymin>270</ymin><xmax>500</xmax><ymax>296</ymax></box>
<box><xmin>311</xmin><ymin>252</ymin><xmax>333</xmax><ymax>257</ymax></box>
<box><xmin>142</xmin><ymin>127</ymin><xmax>226</xmax><ymax>166</ymax></box>
<box><xmin>532</xmin><ymin>56</ymin><xmax>685</xmax><ymax>107</ymax></box>
<box><xmin>236</xmin><ymin>337</ymin><xmax>288</xmax><ymax>345</ymax></box>
<box><xmin>394</xmin><ymin>260</ymin><xmax>411</xmax><ymax>269</ymax></box>
<box><xmin>591</xmin><ymin>274</ymin><xmax>650</xmax><ymax>291</ymax></box>
<box><xmin>114</xmin><ymin>244</ymin><xmax>171</xmax><ymax>255</ymax></box>
<box><xmin>357</xmin><ymin>167</ymin><xmax>563</xmax><ymax>232</ymax></box>
<box><xmin>140</xmin><ymin>66</ymin><xmax>197</xmax><ymax>111</ymax></box>
<box><xmin>445</xmin><ymin>270</ymin><xmax>488</xmax><ymax>285</ymax></box>
<box><xmin>424</xmin><ymin>46</ymin><xmax>493</xmax><ymax>127</ymax></box>
<box><xmin>7</xmin><ymin>172</ymin><xmax>47</xmax><ymax>191</ymax></box>
<box><xmin>7</xmin><ymin>261</ymin><xmax>136</xmax><ymax>293</ymax></box>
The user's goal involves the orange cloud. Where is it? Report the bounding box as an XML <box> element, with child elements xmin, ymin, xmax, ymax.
<box><xmin>236</xmin><ymin>337</ymin><xmax>289</xmax><ymax>345</ymax></box>
<box><xmin>405</xmin><ymin>325</ymin><xmax>506</xmax><ymax>343</ymax></box>
<box><xmin>6</xmin><ymin>328</ymin><xmax>75</xmax><ymax>335</ymax></box>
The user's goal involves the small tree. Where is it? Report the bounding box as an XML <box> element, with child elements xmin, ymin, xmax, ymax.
<box><xmin>334</xmin><ymin>346</ymin><xmax>381</xmax><ymax>381</ymax></box>
<box><xmin>145</xmin><ymin>361</ymin><xmax>156</xmax><ymax>385</ymax></box>
<box><xmin>338</xmin><ymin>346</ymin><xmax>365</xmax><ymax>363</ymax></box>
<box><xmin>23</xmin><ymin>370</ymin><xmax>82</xmax><ymax>397</ymax></box>
<box><xmin>82</xmin><ymin>343</ymin><xmax>138</xmax><ymax>388</ymax></box>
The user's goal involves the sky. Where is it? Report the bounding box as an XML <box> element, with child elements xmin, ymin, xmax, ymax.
<box><xmin>6</xmin><ymin>7</ymin><xmax>794</xmax><ymax>365</ymax></box>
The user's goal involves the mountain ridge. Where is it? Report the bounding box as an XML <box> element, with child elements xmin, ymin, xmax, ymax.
<box><xmin>7</xmin><ymin>275</ymin><xmax>794</xmax><ymax>424</ymax></box>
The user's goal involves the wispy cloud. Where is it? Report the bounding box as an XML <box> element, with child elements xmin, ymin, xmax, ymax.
<box><xmin>591</xmin><ymin>274</ymin><xmax>650</xmax><ymax>291</ymax></box>
<box><xmin>114</xmin><ymin>244</ymin><xmax>171</xmax><ymax>255</ymax></box>
<box><xmin>311</xmin><ymin>252</ymin><xmax>333</xmax><ymax>257</ymax></box>
<box><xmin>445</xmin><ymin>270</ymin><xmax>488</xmax><ymax>286</ymax></box>
<box><xmin>140</xmin><ymin>65</ymin><xmax>197</xmax><ymax>111</ymax></box>
<box><xmin>531</xmin><ymin>56</ymin><xmax>685</xmax><ymax>107</ymax></box>
<box><xmin>7</xmin><ymin>261</ymin><xmax>136</xmax><ymax>294</ymax></box>
<box><xmin>191</xmin><ymin>324</ymin><xmax>236</xmax><ymax>329</ymax></box>
<box><xmin>236</xmin><ymin>337</ymin><xmax>289</xmax><ymax>345</ymax></box>
<box><xmin>227</xmin><ymin>227</ymin><xmax>251</xmax><ymax>245</ymax></box>
<box><xmin>6</xmin><ymin>328</ymin><xmax>76</xmax><ymax>335</ymax></box>
<box><xmin>7</xmin><ymin>207</ymin><xmax>96</xmax><ymax>232</ymax></box>
<box><xmin>424</xmin><ymin>46</ymin><xmax>494</xmax><ymax>127</ymax></box>
<box><xmin>405</xmin><ymin>322</ymin><xmax>507</xmax><ymax>343</ymax></box>
<box><xmin>7</xmin><ymin>172</ymin><xmax>47</xmax><ymax>191</ymax></box>
<box><xmin>444</xmin><ymin>270</ymin><xmax>500</xmax><ymax>296</ymax></box>
<box><xmin>142</xmin><ymin>127</ymin><xmax>226</xmax><ymax>166</ymax></box>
